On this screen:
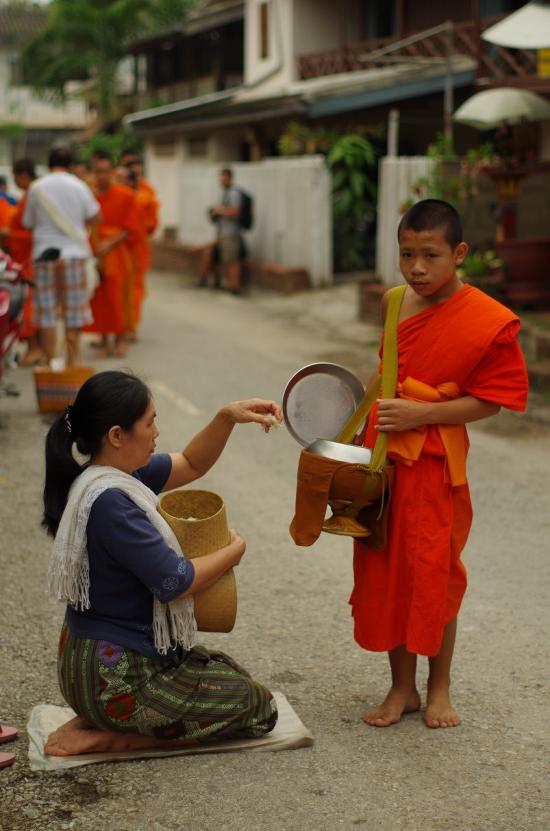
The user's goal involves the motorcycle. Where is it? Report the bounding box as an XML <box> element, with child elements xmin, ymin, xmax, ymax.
<box><xmin>0</xmin><ymin>249</ymin><xmax>32</xmax><ymax>396</ymax></box>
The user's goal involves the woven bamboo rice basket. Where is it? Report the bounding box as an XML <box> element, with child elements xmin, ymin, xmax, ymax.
<box><xmin>158</xmin><ymin>489</ymin><xmax>237</xmax><ymax>633</ymax></box>
<box><xmin>33</xmin><ymin>365</ymin><xmax>95</xmax><ymax>414</ymax></box>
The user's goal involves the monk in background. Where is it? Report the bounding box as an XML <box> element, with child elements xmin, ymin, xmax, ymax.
<box><xmin>118</xmin><ymin>148</ymin><xmax>159</xmax><ymax>209</ymax></box>
<box><xmin>7</xmin><ymin>158</ymin><xmax>44</xmax><ymax>365</ymax></box>
<box><xmin>85</xmin><ymin>151</ymin><xmax>140</xmax><ymax>358</ymax></box>
<box><xmin>351</xmin><ymin>199</ymin><xmax>528</xmax><ymax>730</ymax></box>
<box><xmin>0</xmin><ymin>187</ymin><xmax>16</xmax><ymax>239</ymax></box>
<box><xmin>124</xmin><ymin>165</ymin><xmax>158</xmax><ymax>341</ymax></box>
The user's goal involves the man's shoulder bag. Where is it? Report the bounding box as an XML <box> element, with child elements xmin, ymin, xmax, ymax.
<box><xmin>289</xmin><ymin>284</ymin><xmax>406</xmax><ymax>549</ymax></box>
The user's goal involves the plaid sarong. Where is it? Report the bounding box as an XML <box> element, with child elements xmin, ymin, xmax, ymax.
<box><xmin>57</xmin><ymin>624</ymin><xmax>277</xmax><ymax>741</ymax></box>
<box><xmin>33</xmin><ymin>259</ymin><xmax>93</xmax><ymax>328</ymax></box>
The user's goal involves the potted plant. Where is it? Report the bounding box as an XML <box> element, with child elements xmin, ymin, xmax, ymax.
<box><xmin>457</xmin><ymin>249</ymin><xmax>505</xmax><ymax>301</ymax></box>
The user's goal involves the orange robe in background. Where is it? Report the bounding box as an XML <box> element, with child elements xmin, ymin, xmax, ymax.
<box><xmin>86</xmin><ymin>184</ymin><xmax>140</xmax><ymax>336</ymax></box>
<box><xmin>350</xmin><ymin>284</ymin><xmax>528</xmax><ymax>657</ymax></box>
<box><xmin>0</xmin><ymin>198</ymin><xmax>15</xmax><ymax>233</ymax></box>
<box><xmin>7</xmin><ymin>195</ymin><xmax>36</xmax><ymax>339</ymax></box>
<box><xmin>132</xmin><ymin>182</ymin><xmax>159</xmax><ymax>328</ymax></box>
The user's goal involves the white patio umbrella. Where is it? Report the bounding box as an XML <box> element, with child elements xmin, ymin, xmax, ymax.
<box><xmin>482</xmin><ymin>1</ymin><xmax>550</xmax><ymax>50</ymax></box>
<box><xmin>453</xmin><ymin>87</ymin><xmax>550</xmax><ymax>129</ymax></box>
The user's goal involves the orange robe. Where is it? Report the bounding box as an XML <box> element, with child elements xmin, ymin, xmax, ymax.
<box><xmin>86</xmin><ymin>184</ymin><xmax>140</xmax><ymax>336</ymax></box>
<box><xmin>7</xmin><ymin>195</ymin><xmax>36</xmax><ymax>339</ymax></box>
<box><xmin>350</xmin><ymin>285</ymin><xmax>528</xmax><ymax>657</ymax></box>
<box><xmin>0</xmin><ymin>198</ymin><xmax>15</xmax><ymax>229</ymax></box>
<box><xmin>132</xmin><ymin>183</ymin><xmax>159</xmax><ymax>327</ymax></box>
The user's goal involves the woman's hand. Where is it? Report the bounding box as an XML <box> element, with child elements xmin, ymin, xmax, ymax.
<box><xmin>221</xmin><ymin>399</ymin><xmax>283</xmax><ymax>433</ymax></box>
<box><xmin>228</xmin><ymin>530</ymin><xmax>246</xmax><ymax>566</ymax></box>
<box><xmin>178</xmin><ymin>530</ymin><xmax>247</xmax><ymax>599</ymax></box>
<box><xmin>375</xmin><ymin>398</ymin><xmax>430</xmax><ymax>432</ymax></box>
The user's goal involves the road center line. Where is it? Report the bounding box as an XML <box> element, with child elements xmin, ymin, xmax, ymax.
<box><xmin>150</xmin><ymin>380</ymin><xmax>202</xmax><ymax>416</ymax></box>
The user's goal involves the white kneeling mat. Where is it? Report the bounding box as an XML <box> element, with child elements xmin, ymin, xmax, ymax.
<box><xmin>27</xmin><ymin>692</ymin><xmax>313</xmax><ymax>772</ymax></box>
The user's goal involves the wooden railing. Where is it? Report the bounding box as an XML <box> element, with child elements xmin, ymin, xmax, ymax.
<box><xmin>297</xmin><ymin>17</ymin><xmax>540</xmax><ymax>87</ymax></box>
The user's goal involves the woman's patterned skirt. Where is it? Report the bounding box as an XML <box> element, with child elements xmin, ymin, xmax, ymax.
<box><xmin>57</xmin><ymin>623</ymin><xmax>277</xmax><ymax>741</ymax></box>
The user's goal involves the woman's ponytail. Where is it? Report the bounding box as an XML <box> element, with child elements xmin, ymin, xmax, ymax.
<box><xmin>42</xmin><ymin>409</ymin><xmax>82</xmax><ymax>537</ymax></box>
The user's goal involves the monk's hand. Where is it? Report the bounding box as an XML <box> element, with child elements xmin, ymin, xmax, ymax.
<box><xmin>375</xmin><ymin>398</ymin><xmax>430</xmax><ymax>432</ymax></box>
<box><xmin>95</xmin><ymin>241</ymin><xmax>113</xmax><ymax>258</ymax></box>
<box><xmin>222</xmin><ymin>399</ymin><xmax>283</xmax><ymax>433</ymax></box>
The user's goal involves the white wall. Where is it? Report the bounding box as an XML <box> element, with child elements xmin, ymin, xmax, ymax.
<box><xmin>177</xmin><ymin>156</ymin><xmax>332</xmax><ymax>286</ymax></box>
<box><xmin>144</xmin><ymin>138</ymin><xmax>186</xmax><ymax>231</ymax></box>
<box><xmin>375</xmin><ymin>156</ymin><xmax>434</xmax><ymax>285</ymax></box>
<box><xmin>244</xmin><ymin>0</ymin><xmax>294</xmax><ymax>94</ymax></box>
<box><xmin>293</xmin><ymin>0</ymin><xmax>349</xmax><ymax>59</ymax></box>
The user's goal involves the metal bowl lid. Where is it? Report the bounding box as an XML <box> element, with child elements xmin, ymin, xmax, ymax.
<box><xmin>282</xmin><ymin>362</ymin><xmax>365</xmax><ymax>448</ymax></box>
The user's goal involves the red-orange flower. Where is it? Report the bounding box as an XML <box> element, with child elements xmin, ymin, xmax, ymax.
<box><xmin>105</xmin><ymin>693</ymin><xmax>136</xmax><ymax>720</ymax></box>
<box><xmin>58</xmin><ymin>625</ymin><xmax>69</xmax><ymax>656</ymax></box>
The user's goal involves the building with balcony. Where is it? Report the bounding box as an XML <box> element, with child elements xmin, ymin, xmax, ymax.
<box><xmin>124</xmin><ymin>0</ymin><xmax>550</xmax><ymax>283</ymax></box>
<box><xmin>125</xmin><ymin>2</ymin><xmax>547</xmax><ymax>202</ymax></box>
<box><xmin>0</xmin><ymin>4</ymin><xmax>92</xmax><ymax>168</ymax></box>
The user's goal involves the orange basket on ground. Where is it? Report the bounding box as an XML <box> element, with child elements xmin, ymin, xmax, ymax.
<box><xmin>33</xmin><ymin>366</ymin><xmax>95</xmax><ymax>414</ymax></box>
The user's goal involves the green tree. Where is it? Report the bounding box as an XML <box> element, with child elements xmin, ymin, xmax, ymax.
<box><xmin>326</xmin><ymin>134</ymin><xmax>378</xmax><ymax>272</ymax></box>
<box><xmin>22</xmin><ymin>0</ymin><xmax>196</xmax><ymax>124</ymax></box>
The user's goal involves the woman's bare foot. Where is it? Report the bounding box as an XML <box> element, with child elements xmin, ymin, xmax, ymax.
<box><xmin>44</xmin><ymin>716</ymin><xmax>197</xmax><ymax>757</ymax></box>
<box><xmin>424</xmin><ymin>688</ymin><xmax>461</xmax><ymax>729</ymax></box>
<box><xmin>362</xmin><ymin>687</ymin><xmax>421</xmax><ymax>728</ymax></box>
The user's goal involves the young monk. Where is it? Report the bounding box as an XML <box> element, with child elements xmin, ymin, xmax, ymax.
<box><xmin>85</xmin><ymin>151</ymin><xmax>140</xmax><ymax>358</ymax></box>
<box><xmin>351</xmin><ymin>199</ymin><xmax>528</xmax><ymax>729</ymax></box>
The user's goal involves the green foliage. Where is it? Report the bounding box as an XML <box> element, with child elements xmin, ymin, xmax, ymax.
<box><xmin>405</xmin><ymin>132</ymin><xmax>494</xmax><ymax>211</ymax></box>
<box><xmin>457</xmin><ymin>249</ymin><xmax>502</xmax><ymax>279</ymax></box>
<box><xmin>22</xmin><ymin>0</ymin><xmax>196</xmax><ymax>122</ymax></box>
<box><xmin>78</xmin><ymin>130</ymin><xmax>142</xmax><ymax>162</ymax></box>
<box><xmin>326</xmin><ymin>134</ymin><xmax>378</xmax><ymax>272</ymax></box>
<box><xmin>456</xmin><ymin>248</ymin><xmax>504</xmax><ymax>299</ymax></box>
<box><xmin>278</xmin><ymin>122</ymin><xmax>380</xmax><ymax>272</ymax></box>
<box><xmin>0</xmin><ymin>122</ymin><xmax>26</xmax><ymax>140</ymax></box>
<box><xmin>277</xmin><ymin>121</ymin><xmax>338</xmax><ymax>156</ymax></box>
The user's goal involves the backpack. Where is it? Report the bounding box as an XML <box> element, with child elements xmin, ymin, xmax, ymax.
<box><xmin>237</xmin><ymin>188</ymin><xmax>254</xmax><ymax>231</ymax></box>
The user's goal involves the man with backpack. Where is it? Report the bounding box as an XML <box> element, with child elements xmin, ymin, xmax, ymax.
<box><xmin>199</xmin><ymin>168</ymin><xmax>252</xmax><ymax>295</ymax></box>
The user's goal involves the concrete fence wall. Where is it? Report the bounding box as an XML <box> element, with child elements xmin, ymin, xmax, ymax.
<box><xmin>177</xmin><ymin>156</ymin><xmax>332</xmax><ymax>287</ymax></box>
<box><xmin>375</xmin><ymin>156</ymin><xmax>433</xmax><ymax>285</ymax></box>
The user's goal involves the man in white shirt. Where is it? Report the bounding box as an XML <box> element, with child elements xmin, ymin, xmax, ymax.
<box><xmin>23</xmin><ymin>146</ymin><xmax>100</xmax><ymax>366</ymax></box>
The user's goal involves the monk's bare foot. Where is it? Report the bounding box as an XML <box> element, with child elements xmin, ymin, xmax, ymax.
<box><xmin>362</xmin><ymin>687</ymin><xmax>421</xmax><ymax>728</ymax></box>
<box><xmin>44</xmin><ymin>717</ymin><xmax>198</xmax><ymax>757</ymax></box>
<box><xmin>424</xmin><ymin>688</ymin><xmax>461</xmax><ymax>729</ymax></box>
<box><xmin>114</xmin><ymin>339</ymin><xmax>127</xmax><ymax>357</ymax></box>
<box><xmin>20</xmin><ymin>349</ymin><xmax>46</xmax><ymax>366</ymax></box>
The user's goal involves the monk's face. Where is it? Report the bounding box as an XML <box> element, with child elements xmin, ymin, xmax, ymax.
<box><xmin>14</xmin><ymin>171</ymin><xmax>32</xmax><ymax>191</ymax></box>
<box><xmin>398</xmin><ymin>228</ymin><xmax>468</xmax><ymax>302</ymax></box>
<box><xmin>114</xmin><ymin>166</ymin><xmax>129</xmax><ymax>185</ymax></box>
<box><xmin>92</xmin><ymin>159</ymin><xmax>113</xmax><ymax>191</ymax></box>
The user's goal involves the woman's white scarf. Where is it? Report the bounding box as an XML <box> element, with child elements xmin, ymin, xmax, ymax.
<box><xmin>48</xmin><ymin>465</ymin><xmax>197</xmax><ymax>655</ymax></box>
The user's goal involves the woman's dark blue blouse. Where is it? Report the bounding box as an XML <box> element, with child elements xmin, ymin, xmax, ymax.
<box><xmin>66</xmin><ymin>453</ymin><xmax>195</xmax><ymax>660</ymax></box>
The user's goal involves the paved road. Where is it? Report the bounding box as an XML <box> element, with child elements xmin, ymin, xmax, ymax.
<box><xmin>1</xmin><ymin>274</ymin><xmax>548</xmax><ymax>831</ymax></box>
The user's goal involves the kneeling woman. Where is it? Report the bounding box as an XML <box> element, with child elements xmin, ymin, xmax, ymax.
<box><xmin>43</xmin><ymin>370</ymin><xmax>281</xmax><ymax>757</ymax></box>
